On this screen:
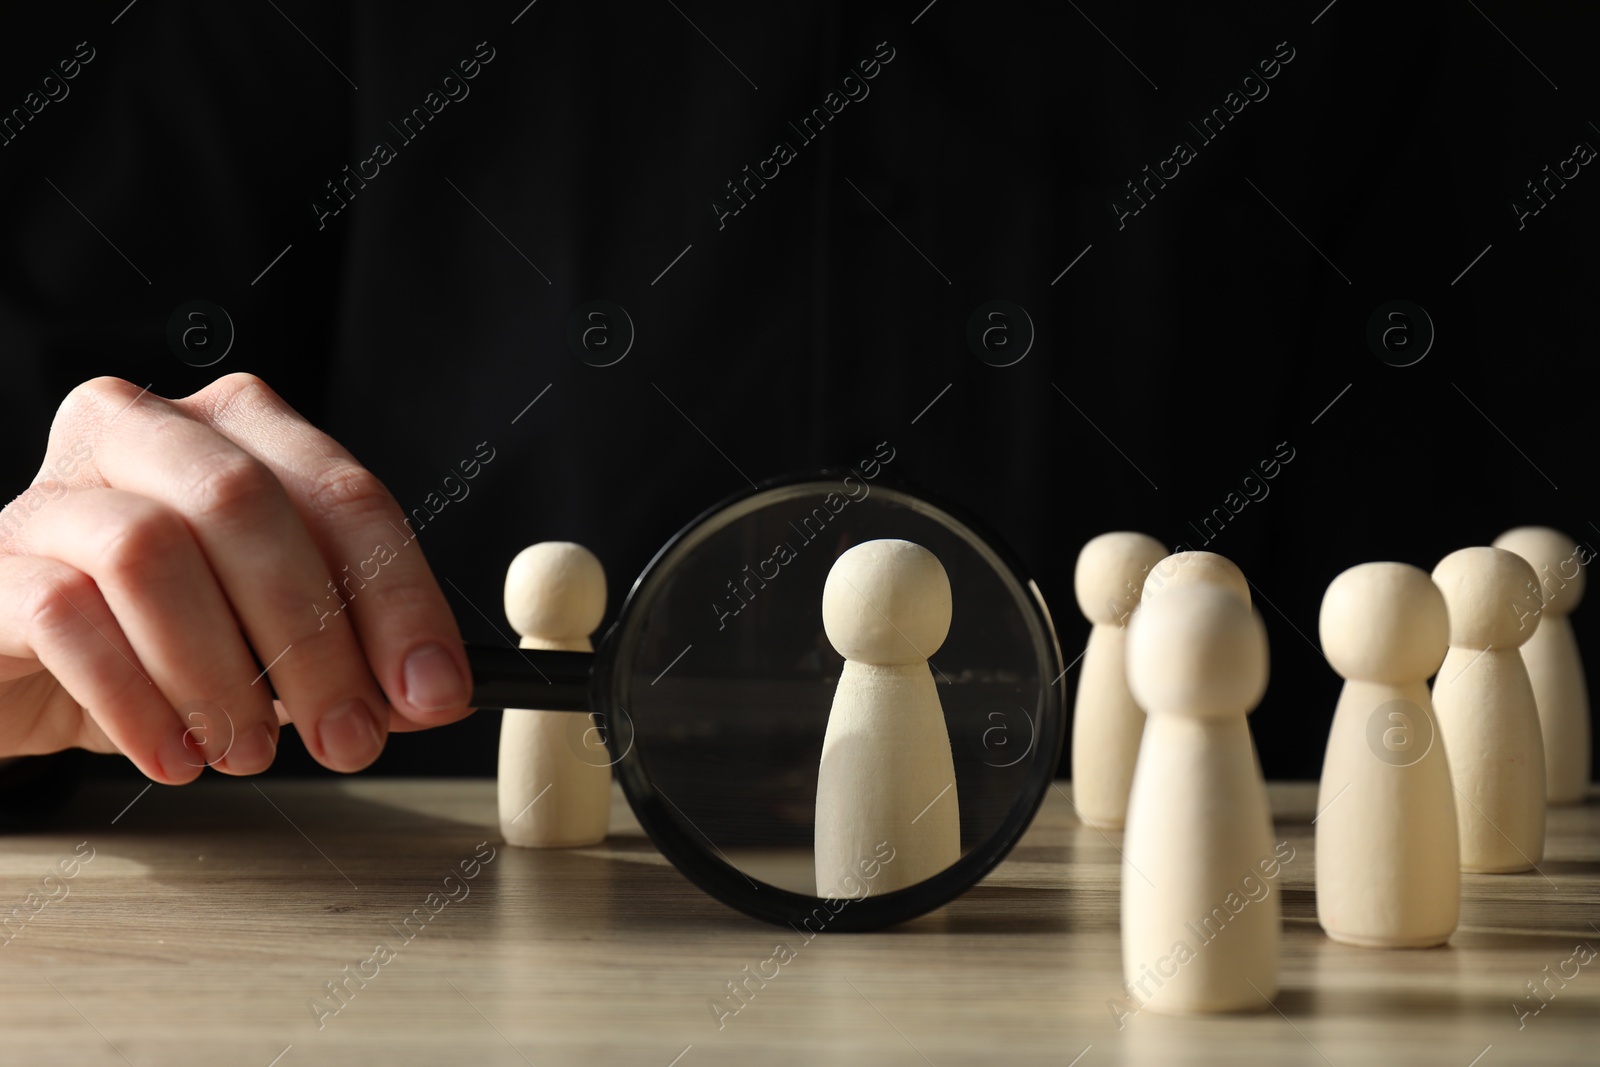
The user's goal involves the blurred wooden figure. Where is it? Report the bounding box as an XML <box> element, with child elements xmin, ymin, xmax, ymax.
<box><xmin>1070</xmin><ymin>532</ymin><xmax>1167</xmax><ymax>829</ymax></box>
<box><xmin>1139</xmin><ymin>550</ymin><xmax>1263</xmax><ymax>778</ymax></box>
<box><xmin>1494</xmin><ymin>526</ymin><xmax>1592</xmax><ymax>805</ymax></box>
<box><xmin>1123</xmin><ymin>584</ymin><xmax>1278</xmax><ymax>1013</ymax></box>
<box><xmin>1431</xmin><ymin>547</ymin><xmax>1546</xmax><ymax>872</ymax></box>
<box><xmin>1140</xmin><ymin>550</ymin><xmax>1251</xmax><ymax>607</ymax></box>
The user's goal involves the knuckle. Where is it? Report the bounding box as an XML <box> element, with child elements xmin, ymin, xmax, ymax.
<box><xmin>95</xmin><ymin>502</ymin><xmax>189</xmax><ymax>578</ymax></box>
<box><xmin>191</xmin><ymin>372</ymin><xmax>282</xmax><ymax>423</ymax></box>
<box><xmin>306</xmin><ymin>462</ymin><xmax>394</xmax><ymax>521</ymax></box>
<box><xmin>52</xmin><ymin>376</ymin><xmax>139</xmax><ymax>431</ymax></box>
<box><xmin>25</xmin><ymin>567</ymin><xmax>102</xmax><ymax>644</ymax></box>
<box><xmin>183</xmin><ymin>453</ymin><xmax>281</xmax><ymax>525</ymax></box>
<box><xmin>273</xmin><ymin>600</ymin><xmax>378</xmax><ymax>677</ymax></box>
<box><xmin>287</xmin><ymin>605</ymin><xmax>355</xmax><ymax>649</ymax></box>
<box><xmin>353</xmin><ymin>570</ymin><xmax>438</xmax><ymax>617</ymax></box>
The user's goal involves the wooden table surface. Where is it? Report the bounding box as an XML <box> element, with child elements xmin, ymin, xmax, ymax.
<box><xmin>1</xmin><ymin>778</ymin><xmax>1595</xmax><ymax>1066</ymax></box>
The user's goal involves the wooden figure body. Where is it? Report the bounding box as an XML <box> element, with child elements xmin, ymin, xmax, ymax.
<box><xmin>1431</xmin><ymin>547</ymin><xmax>1546</xmax><ymax>872</ymax></box>
<box><xmin>1070</xmin><ymin>532</ymin><xmax>1167</xmax><ymax>829</ymax></box>
<box><xmin>1315</xmin><ymin>562</ymin><xmax>1459</xmax><ymax>947</ymax></box>
<box><xmin>815</xmin><ymin>540</ymin><xmax>959</xmax><ymax>898</ymax></box>
<box><xmin>1494</xmin><ymin>526</ymin><xmax>1591</xmax><ymax>805</ymax></box>
<box><xmin>497</xmin><ymin>542</ymin><xmax>612</xmax><ymax>848</ymax></box>
<box><xmin>1122</xmin><ymin>584</ymin><xmax>1278</xmax><ymax>1013</ymax></box>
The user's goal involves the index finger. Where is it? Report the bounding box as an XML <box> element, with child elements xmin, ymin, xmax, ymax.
<box><xmin>174</xmin><ymin>375</ymin><xmax>475</xmax><ymax>729</ymax></box>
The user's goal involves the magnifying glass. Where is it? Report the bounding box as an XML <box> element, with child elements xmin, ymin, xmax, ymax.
<box><xmin>463</xmin><ymin>471</ymin><xmax>1066</xmax><ymax>931</ymax></box>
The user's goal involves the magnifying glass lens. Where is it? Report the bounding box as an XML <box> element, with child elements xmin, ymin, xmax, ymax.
<box><xmin>605</xmin><ymin>479</ymin><xmax>1057</xmax><ymax>905</ymax></box>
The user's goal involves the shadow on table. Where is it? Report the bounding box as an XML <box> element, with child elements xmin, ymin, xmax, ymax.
<box><xmin>1275</xmin><ymin>982</ymin><xmax>1509</xmax><ymax>1020</ymax></box>
<box><xmin>1534</xmin><ymin>859</ymin><xmax>1600</xmax><ymax>876</ymax></box>
<box><xmin>1</xmin><ymin>777</ymin><xmax>742</xmax><ymax>943</ymax></box>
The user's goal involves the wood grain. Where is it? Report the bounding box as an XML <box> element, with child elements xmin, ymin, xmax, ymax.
<box><xmin>0</xmin><ymin>779</ymin><xmax>1595</xmax><ymax>1066</ymax></box>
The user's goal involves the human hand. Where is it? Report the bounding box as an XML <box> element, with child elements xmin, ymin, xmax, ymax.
<box><xmin>0</xmin><ymin>374</ymin><xmax>475</xmax><ymax>782</ymax></box>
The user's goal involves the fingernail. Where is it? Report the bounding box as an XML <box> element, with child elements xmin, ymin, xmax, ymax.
<box><xmin>317</xmin><ymin>700</ymin><xmax>383</xmax><ymax>770</ymax></box>
<box><xmin>404</xmin><ymin>643</ymin><xmax>467</xmax><ymax>712</ymax></box>
<box><xmin>222</xmin><ymin>722</ymin><xmax>277</xmax><ymax>775</ymax></box>
<box><xmin>160</xmin><ymin>726</ymin><xmax>199</xmax><ymax>782</ymax></box>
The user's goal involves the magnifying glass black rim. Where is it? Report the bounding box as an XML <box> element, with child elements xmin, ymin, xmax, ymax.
<box><xmin>592</xmin><ymin>468</ymin><xmax>1066</xmax><ymax>932</ymax></box>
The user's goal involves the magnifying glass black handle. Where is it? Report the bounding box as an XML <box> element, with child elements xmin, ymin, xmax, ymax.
<box><xmin>465</xmin><ymin>643</ymin><xmax>592</xmax><ymax>712</ymax></box>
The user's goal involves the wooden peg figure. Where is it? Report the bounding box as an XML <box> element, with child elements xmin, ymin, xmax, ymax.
<box><xmin>1136</xmin><ymin>549</ymin><xmax>1267</xmax><ymax>782</ymax></box>
<box><xmin>1071</xmin><ymin>532</ymin><xmax>1168</xmax><ymax>829</ymax></box>
<box><xmin>1140</xmin><ymin>550</ymin><xmax>1252</xmax><ymax>607</ymax></box>
<box><xmin>1494</xmin><ymin>526</ymin><xmax>1591</xmax><ymax>805</ymax></box>
<box><xmin>1123</xmin><ymin>583</ymin><xmax>1277</xmax><ymax>1013</ymax></box>
<box><xmin>815</xmin><ymin>539</ymin><xmax>960</xmax><ymax>898</ymax></box>
<box><xmin>497</xmin><ymin>542</ymin><xmax>612</xmax><ymax>848</ymax></box>
<box><xmin>1431</xmin><ymin>547</ymin><xmax>1546</xmax><ymax>872</ymax></box>
<box><xmin>1316</xmin><ymin>562</ymin><xmax>1459</xmax><ymax>947</ymax></box>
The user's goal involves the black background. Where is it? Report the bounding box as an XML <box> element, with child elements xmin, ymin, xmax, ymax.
<box><xmin>0</xmin><ymin>1</ymin><xmax>1594</xmax><ymax>783</ymax></box>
